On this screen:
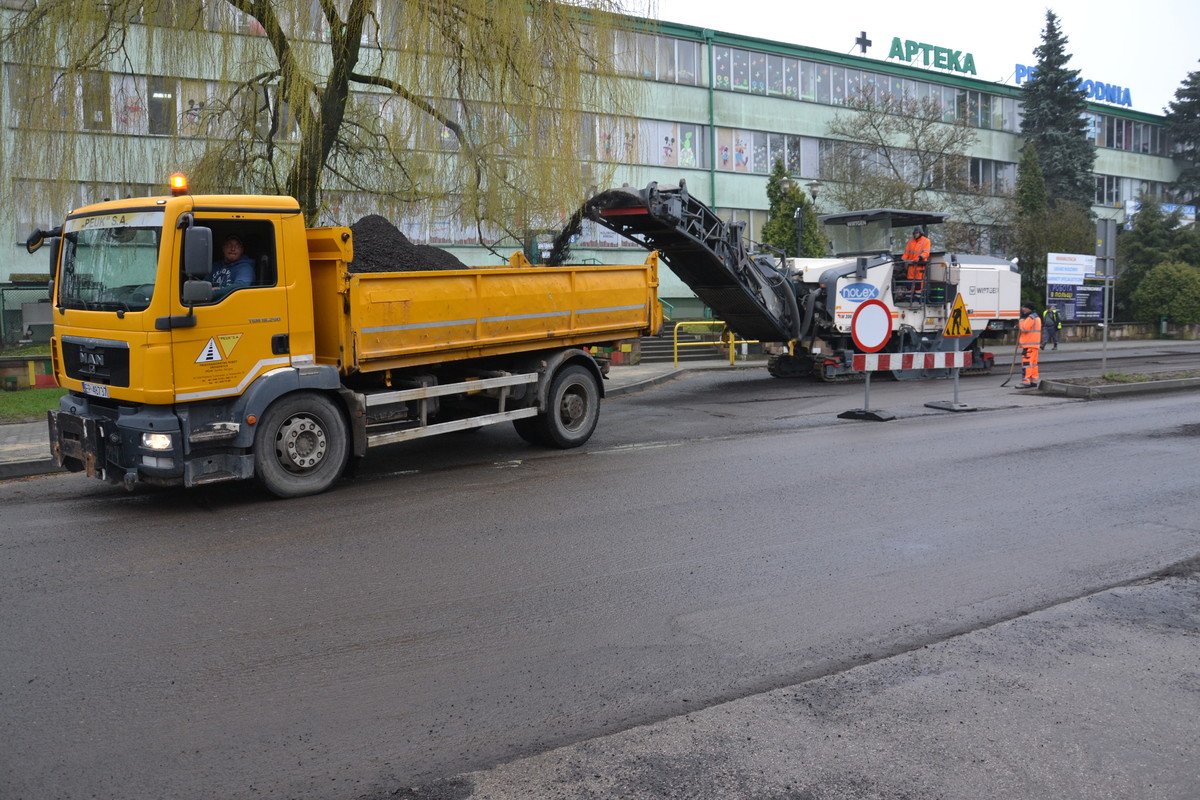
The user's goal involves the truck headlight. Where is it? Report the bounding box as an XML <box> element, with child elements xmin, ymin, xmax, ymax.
<box><xmin>142</xmin><ymin>432</ymin><xmax>173</xmax><ymax>451</ymax></box>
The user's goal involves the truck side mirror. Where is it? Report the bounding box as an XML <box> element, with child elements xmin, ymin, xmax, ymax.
<box><xmin>25</xmin><ymin>228</ymin><xmax>45</xmax><ymax>254</ymax></box>
<box><xmin>183</xmin><ymin>280</ymin><xmax>214</xmax><ymax>305</ymax></box>
<box><xmin>183</xmin><ymin>226</ymin><xmax>213</xmax><ymax>279</ymax></box>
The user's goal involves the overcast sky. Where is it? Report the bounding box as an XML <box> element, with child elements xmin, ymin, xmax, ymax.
<box><xmin>647</xmin><ymin>0</ymin><xmax>1199</xmax><ymax>116</ymax></box>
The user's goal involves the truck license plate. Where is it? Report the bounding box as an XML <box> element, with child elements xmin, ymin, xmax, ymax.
<box><xmin>82</xmin><ymin>382</ymin><xmax>110</xmax><ymax>399</ymax></box>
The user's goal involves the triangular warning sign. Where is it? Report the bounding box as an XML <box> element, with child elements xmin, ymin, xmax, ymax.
<box><xmin>196</xmin><ymin>338</ymin><xmax>223</xmax><ymax>363</ymax></box>
<box><xmin>218</xmin><ymin>334</ymin><xmax>242</xmax><ymax>357</ymax></box>
<box><xmin>943</xmin><ymin>293</ymin><xmax>973</xmax><ymax>338</ymax></box>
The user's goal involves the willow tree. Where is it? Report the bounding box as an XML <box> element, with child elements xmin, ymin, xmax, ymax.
<box><xmin>2</xmin><ymin>0</ymin><xmax>637</xmax><ymax>240</ymax></box>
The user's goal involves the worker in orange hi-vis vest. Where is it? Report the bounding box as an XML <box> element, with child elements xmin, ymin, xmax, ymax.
<box><xmin>903</xmin><ymin>228</ymin><xmax>930</xmax><ymax>277</ymax></box>
<box><xmin>902</xmin><ymin>228</ymin><xmax>931</xmax><ymax>299</ymax></box>
<box><xmin>1017</xmin><ymin>304</ymin><xmax>1043</xmax><ymax>388</ymax></box>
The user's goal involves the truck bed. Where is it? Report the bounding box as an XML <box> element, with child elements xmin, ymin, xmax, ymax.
<box><xmin>308</xmin><ymin>228</ymin><xmax>662</xmax><ymax>374</ymax></box>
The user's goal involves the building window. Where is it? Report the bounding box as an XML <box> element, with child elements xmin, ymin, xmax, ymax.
<box><xmin>676</xmin><ymin>39</ymin><xmax>700</xmax><ymax>85</ymax></box>
<box><xmin>767</xmin><ymin>55</ymin><xmax>784</xmax><ymax>96</ymax></box>
<box><xmin>830</xmin><ymin>66</ymin><xmax>846</xmax><ymax>105</ymax></box>
<box><xmin>732</xmin><ymin>48</ymin><xmax>749</xmax><ymax>91</ymax></box>
<box><xmin>784</xmin><ymin>59</ymin><xmax>799</xmax><ymax>99</ymax></box>
<box><xmin>800</xmin><ymin>60</ymin><xmax>815</xmax><ymax>101</ymax></box>
<box><xmin>1094</xmin><ymin>174</ymin><xmax>1120</xmax><ymax>205</ymax></box>
<box><xmin>750</xmin><ymin>51</ymin><xmax>766</xmax><ymax>94</ymax></box>
<box><xmin>657</xmin><ymin>36</ymin><xmax>676</xmax><ymax>83</ymax></box>
<box><xmin>677</xmin><ymin>123</ymin><xmax>704</xmax><ymax>168</ymax></box>
<box><xmin>83</xmin><ymin>72</ymin><xmax>112</xmax><ymax>131</ymax></box>
<box><xmin>112</xmin><ymin>75</ymin><xmax>147</xmax><ymax>135</ymax></box>
<box><xmin>713</xmin><ymin>46</ymin><xmax>730</xmax><ymax>90</ymax></box>
<box><xmin>148</xmin><ymin>76</ymin><xmax>177</xmax><ymax>136</ymax></box>
<box><xmin>815</xmin><ymin>63</ymin><xmax>830</xmax><ymax>104</ymax></box>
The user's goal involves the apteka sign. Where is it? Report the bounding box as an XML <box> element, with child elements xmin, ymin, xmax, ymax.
<box><xmin>886</xmin><ymin>38</ymin><xmax>976</xmax><ymax>75</ymax></box>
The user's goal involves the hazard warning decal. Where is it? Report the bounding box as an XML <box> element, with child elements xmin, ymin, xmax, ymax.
<box><xmin>196</xmin><ymin>338</ymin><xmax>223</xmax><ymax>363</ymax></box>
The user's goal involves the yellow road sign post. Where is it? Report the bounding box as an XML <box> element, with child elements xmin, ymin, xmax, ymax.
<box><xmin>927</xmin><ymin>292</ymin><xmax>976</xmax><ymax>412</ymax></box>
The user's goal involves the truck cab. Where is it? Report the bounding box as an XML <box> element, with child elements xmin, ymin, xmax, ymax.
<box><xmin>44</xmin><ymin>192</ymin><xmax>327</xmax><ymax>488</ymax></box>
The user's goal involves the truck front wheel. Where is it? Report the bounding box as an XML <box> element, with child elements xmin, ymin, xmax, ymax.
<box><xmin>532</xmin><ymin>364</ymin><xmax>600</xmax><ymax>448</ymax></box>
<box><xmin>254</xmin><ymin>392</ymin><xmax>349</xmax><ymax>498</ymax></box>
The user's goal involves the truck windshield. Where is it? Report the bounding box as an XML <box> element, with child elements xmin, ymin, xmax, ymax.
<box><xmin>59</xmin><ymin>210</ymin><xmax>164</xmax><ymax>313</ymax></box>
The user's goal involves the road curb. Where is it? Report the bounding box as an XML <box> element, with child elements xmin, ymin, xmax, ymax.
<box><xmin>1039</xmin><ymin>376</ymin><xmax>1200</xmax><ymax>399</ymax></box>
<box><xmin>0</xmin><ymin>458</ymin><xmax>61</xmax><ymax>481</ymax></box>
<box><xmin>607</xmin><ymin>362</ymin><xmax>762</xmax><ymax>397</ymax></box>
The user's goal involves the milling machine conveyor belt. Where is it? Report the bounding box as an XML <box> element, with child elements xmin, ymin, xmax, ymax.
<box><xmin>585</xmin><ymin>182</ymin><xmax>799</xmax><ymax>342</ymax></box>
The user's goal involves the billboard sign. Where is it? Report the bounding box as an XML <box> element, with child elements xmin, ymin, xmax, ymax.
<box><xmin>1048</xmin><ymin>284</ymin><xmax>1107</xmax><ymax>321</ymax></box>
<box><xmin>1046</xmin><ymin>252</ymin><xmax>1095</xmax><ymax>285</ymax></box>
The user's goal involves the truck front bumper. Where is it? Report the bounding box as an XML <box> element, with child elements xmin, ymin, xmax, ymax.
<box><xmin>48</xmin><ymin>399</ymin><xmax>185</xmax><ymax>486</ymax></box>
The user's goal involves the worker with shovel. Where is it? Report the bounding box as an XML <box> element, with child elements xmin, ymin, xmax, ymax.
<box><xmin>1017</xmin><ymin>304</ymin><xmax>1042</xmax><ymax>388</ymax></box>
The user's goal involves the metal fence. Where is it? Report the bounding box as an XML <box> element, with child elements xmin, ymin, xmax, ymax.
<box><xmin>0</xmin><ymin>286</ymin><xmax>52</xmax><ymax>347</ymax></box>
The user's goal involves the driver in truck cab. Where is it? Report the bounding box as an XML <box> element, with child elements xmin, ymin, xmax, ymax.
<box><xmin>211</xmin><ymin>235</ymin><xmax>254</xmax><ymax>293</ymax></box>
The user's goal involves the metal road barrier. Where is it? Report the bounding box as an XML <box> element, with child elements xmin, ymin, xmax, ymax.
<box><xmin>673</xmin><ymin>321</ymin><xmax>759</xmax><ymax>367</ymax></box>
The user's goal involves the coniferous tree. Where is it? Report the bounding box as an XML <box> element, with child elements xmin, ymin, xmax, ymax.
<box><xmin>1020</xmin><ymin>11</ymin><xmax>1096</xmax><ymax>210</ymax></box>
<box><xmin>1165</xmin><ymin>61</ymin><xmax>1200</xmax><ymax>205</ymax></box>
<box><xmin>761</xmin><ymin>159</ymin><xmax>826</xmax><ymax>258</ymax></box>
<box><xmin>1011</xmin><ymin>142</ymin><xmax>1093</xmax><ymax>307</ymax></box>
<box><xmin>1014</xmin><ymin>142</ymin><xmax>1050</xmax><ymax>294</ymax></box>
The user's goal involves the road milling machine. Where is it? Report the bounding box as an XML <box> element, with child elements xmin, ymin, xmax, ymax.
<box><xmin>582</xmin><ymin>181</ymin><xmax>1022</xmax><ymax>380</ymax></box>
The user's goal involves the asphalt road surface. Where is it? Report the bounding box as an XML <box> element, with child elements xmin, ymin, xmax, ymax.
<box><xmin>2</xmin><ymin>368</ymin><xmax>1199</xmax><ymax>799</ymax></box>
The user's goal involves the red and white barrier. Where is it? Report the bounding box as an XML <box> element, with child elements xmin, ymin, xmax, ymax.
<box><xmin>851</xmin><ymin>351</ymin><xmax>973</xmax><ymax>372</ymax></box>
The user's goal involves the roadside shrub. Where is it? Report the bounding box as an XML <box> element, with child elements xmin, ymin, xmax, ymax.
<box><xmin>1130</xmin><ymin>262</ymin><xmax>1200</xmax><ymax>325</ymax></box>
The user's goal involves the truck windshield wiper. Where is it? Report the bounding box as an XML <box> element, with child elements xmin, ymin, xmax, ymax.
<box><xmin>58</xmin><ymin>298</ymin><xmax>93</xmax><ymax>311</ymax></box>
<box><xmin>91</xmin><ymin>300</ymin><xmax>133</xmax><ymax>317</ymax></box>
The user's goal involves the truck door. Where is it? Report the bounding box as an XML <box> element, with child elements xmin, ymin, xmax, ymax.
<box><xmin>170</xmin><ymin>217</ymin><xmax>291</xmax><ymax>405</ymax></box>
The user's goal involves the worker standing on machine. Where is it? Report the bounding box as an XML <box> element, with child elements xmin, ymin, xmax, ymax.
<box><xmin>902</xmin><ymin>227</ymin><xmax>930</xmax><ymax>300</ymax></box>
<box><xmin>1018</xmin><ymin>304</ymin><xmax>1042</xmax><ymax>388</ymax></box>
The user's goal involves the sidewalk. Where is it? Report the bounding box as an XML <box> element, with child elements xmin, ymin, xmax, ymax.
<box><xmin>3</xmin><ymin>339</ymin><xmax>1198</xmax><ymax>480</ymax></box>
<box><xmin>427</xmin><ymin>564</ymin><xmax>1200</xmax><ymax>799</ymax></box>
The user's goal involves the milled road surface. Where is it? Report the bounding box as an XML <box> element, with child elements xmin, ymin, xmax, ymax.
<box><xmin>2</xmin><ymin>375</ymin><xmax>1199</xmax><ymax>799</ymax></box>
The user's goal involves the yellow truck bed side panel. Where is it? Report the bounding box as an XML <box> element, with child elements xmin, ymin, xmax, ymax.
<box><xmin>305</xmin><ymin>228</ymin><xmax>661</xmax><ymax>374</ymax></box>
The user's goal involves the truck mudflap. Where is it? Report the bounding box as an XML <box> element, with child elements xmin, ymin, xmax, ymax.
<box><xmin>47</xmin><ymin>410</ymin><xmax>103</xmax><ymax>477</ymax></box>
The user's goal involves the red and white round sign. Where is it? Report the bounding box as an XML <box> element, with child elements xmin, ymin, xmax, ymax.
<box><xmin>850</xmin><ymin>299</ymin><xmax>892</xmax><ymax>353</ymax></box>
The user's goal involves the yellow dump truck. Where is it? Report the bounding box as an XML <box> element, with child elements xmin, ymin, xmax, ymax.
<box><xmin>32</xmin><ymin>187</ymin><xmax>660</xmax><ymax>496</ymax></box>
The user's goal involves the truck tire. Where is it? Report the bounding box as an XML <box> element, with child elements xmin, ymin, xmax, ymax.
<box><xmin>512</xmin><ymin>417</ymin><xmax>549</xmax><ymax>446</ymax></box>
<box><xmin>530</xmin><ymin>364</ymin><xmax>600</xmax><ymax>448</ymax></box>
<box><xmin>254</xmin><ymin>392</ymin><xmax>349</xmax><ymax>498</ymax></box>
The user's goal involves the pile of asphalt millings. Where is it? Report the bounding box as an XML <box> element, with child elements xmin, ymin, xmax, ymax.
<box><xmin>348</xmin><ymin>214</ymin><xmax>468</xmax><ymax>272</ymax></box>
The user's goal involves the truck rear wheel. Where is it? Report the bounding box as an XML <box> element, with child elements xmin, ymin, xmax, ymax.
<box><xmin>254</xmin><ymin>392</ymin><xmax>349</xmax><ymax>498</ymax></box>
<box><xmin>512</xmin><ymin>417</ymin><xmax>549</xmax><ymax>446</ymax></box>
<box><xmin>527</xmin><ymin>364</ymin><xmax>600</xmax><ymax>448</ymax></box>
